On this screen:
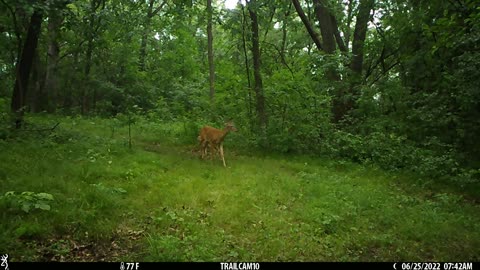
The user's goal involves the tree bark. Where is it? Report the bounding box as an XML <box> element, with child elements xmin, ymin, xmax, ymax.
<box><xmin>10</xmin><ymin>9</ymin><xmax>43</xmax><ymax>128</ymax></box>
<box><xmin>63</xmin><ymin>50</ymin><xmax>79</xmax><ymax>114</ymax></box>
<box><xmin>30</xmin><ymin>51</ymin><xmax>44</xmax><ymax>113</ymax></box>
<box><xmin>240</xmin><ymin>3</ymin><xmax>253</xmax><ymax>120</ymax></box>
<box><xmin>312</xmin><ymin>0</ymin><xmax>349</xmax><ymax>122</ymax></box>
<box><xmin>312</xmin><ymin>0</ymin><xmax>336</xmax><ymax>54</ymax></box>
<box><xmin>82</xmin><ymin>0</ymin><xmax>105</xmax><ymax>114</ymax></box>
<box><xmin>247</xmin><ymin>0</ymin><xmax>267</xmax><ymax>130</ymax></box>
<box><xmin>207</xmin><ymin>0</ymin><xmax>215</xmax><ymax>102</ymax></box>
<box><xmin>82</xmin><ymin>32</ymin><xmax>94</xmax><ymax>115</ymax></box>
<box><xmin>139</xmin><ymin>0</ymin><xmax>154</xmax><ymax>72</ymax></box>
<box><xmin>350</xmin><ymin>0</ymin><xmax>374</xmax><ymax>75</ymax></box>
<box><xmin>44</xmin><ymin>10</ymin><xmax>63</xmax><ymax>112</ymax></box>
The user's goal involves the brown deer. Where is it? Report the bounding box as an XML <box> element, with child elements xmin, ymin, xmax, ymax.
<box><xmin>198</xmin><ymin>121</ymin><xmax>237</xmax><ymax>167</ymax></box>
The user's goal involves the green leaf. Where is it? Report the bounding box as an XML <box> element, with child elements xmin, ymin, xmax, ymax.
<box><xmin>36</xmin><ymin>193</ymin><xmax>54</xmax><ymax>201</ymax></box>
<box><xmin>35</xmin><ymin>203</ymin><xmax>51</xmax><ymax>211</ymax></box>
<box><xmin>21</xmin><ymin>204</ymin><xmax>31</xmax><ymax>213</ymax></box>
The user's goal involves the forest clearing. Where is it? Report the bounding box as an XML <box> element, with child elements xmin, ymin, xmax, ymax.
<box><xmin>1</xmin><ymin>0</ymin><xmax>479</xmax><ymax>264</ymax></box>
<box><xmin>0</xmin><ymin>116</ymin><xmax>479</xmax><ymax>262</ymax></box>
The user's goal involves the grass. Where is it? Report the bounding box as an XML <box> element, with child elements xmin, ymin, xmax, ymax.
<box><xmin>0</xmin><ymin>115</ymin><xmax>479</xmax><ymax>262</ymax></box>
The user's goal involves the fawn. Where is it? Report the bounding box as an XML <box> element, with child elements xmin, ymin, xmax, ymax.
<box><xmin>198</xmin><ymin>121</ymin><xmax>237</xmax><ymax>167</ymax></box>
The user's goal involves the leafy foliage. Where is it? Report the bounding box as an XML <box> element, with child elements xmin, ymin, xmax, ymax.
<box><xmin>1</xmin><ymin>191</ymin><xmax>54</xmax><ymax>213</ymax></box>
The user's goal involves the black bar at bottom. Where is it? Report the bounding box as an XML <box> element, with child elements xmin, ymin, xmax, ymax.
<box><xmin>8</xmin><ymin>261</ymin><xmax>478</xmax><ymax>270</ymax></box>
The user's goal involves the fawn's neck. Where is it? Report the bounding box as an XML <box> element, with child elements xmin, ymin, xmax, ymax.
<box><xmin>218</xmin><ymin>128</ymin><xmax>230</xmax><ymax>141</ymax></box>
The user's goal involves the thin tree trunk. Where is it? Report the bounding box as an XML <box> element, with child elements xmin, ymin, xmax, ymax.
<box><xmin>63</xmin><ymin>50</ymin><xmax>78</xmax><ymax>114</ymax></box>
<box><xmin>30</xmin><ymin>51</ymin><xmax>44</xmax><ymax>112</ymax></box>
<box><xmin>281</xmin><ymin>3</ymin><xmax>292</xmax><ymax>58</ymax></box>
<box><xmin>44</xmin><ymin>10</ymin><xmax>62</xmax><ymax>113</ymax></box>
<box><xmin>344</xmin><ymin>0</ymin><xmax>354</xmax><ymax>49</ymax></box>
<box><xmin>82</xmin><ymin>36</ymin><xmax>93</xmax><ymax>115</ymax></box>
<box><xmin>10</xmin><ymin>9</ymin><xmax>43</xmax><ymax>128</ymax></box>
<box><xmin>139</xmin><ymin>0</ymin><xmax>154</xmax><ymax>71</ymax></box>
<box><xmin>207</xmin><ymin>0</ymin><xmax>215</xmax><ymax>102</ymax></box>
<box><xmin>82</xmin><ymin>0</ymin><xmax>105</xmax><ymax>115</ymax></box>
<box><xmin>247</xmin><ymin>0</ymin><xmax>267</xmax><ymax>130</ymax></box>
<box><xmin>240</xmin><ymin>3</ymin><xmax>252</xmax><ymax>120</ymax></box>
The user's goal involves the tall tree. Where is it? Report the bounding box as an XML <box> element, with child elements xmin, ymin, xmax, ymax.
<box><xmin>336</xmin><ymin>0</ymin><xmax>374</xmax><ymax>123</ymax></box>
<box><xmin>10</xmin><ymin>8</ymin><xmax>43</xmax><ymax>128</ymax></box>
<box><xmin>246</xmin><ymin>0</ymin><xmax>267</xmax><ymax>130</ymax></box>
<box><xmin>207</xmin><ymin>0</ymin><xmax>215</xmax><ymax>102</ymax></box>
<box><xmin>240</xmin><ymin>3</ymin><xmax>253</xmax><ymax>121</ymax></box>
<box><xmin>43</xmin><ymin>6</ymin><xmax>64</xmax><ymax>112</ymax></box>
<box><xmin>82</xmin><ymin>0</ymin><xmax>105</xmax><ymax>114</ymax></box>
<box><xmin>292</xmin><ymin>0</ymin><xmax>374</xmax><ymax>122</ymax></box>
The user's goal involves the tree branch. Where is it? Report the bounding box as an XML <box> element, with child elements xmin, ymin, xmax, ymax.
<box><xmin>368</xmin><ymin>61</ymin><xmax>400</xmax><ymax>86</ymax></box>
<box><xmin>291</xmin><ymin>0</ymin><xmax>323</xmax><ymax>51</ymax></box>
<box><xmin>151</xmin><ymin>0</ymin><xmax>167</xmax><ymax>18</ymax></box>
<box><xmin>331</xmin><ymin>15</ymin><xmax>347</xmax><ymax>52</ymax></box>
<box><xmin>262</xmin><ymin>41</ymin><xmax>294</xmax><ymax>77</ymax></box>
<box><xmin>263</xmin><ymin>6</ymin><xmax>276</xmax><ymax>43</ymax></box>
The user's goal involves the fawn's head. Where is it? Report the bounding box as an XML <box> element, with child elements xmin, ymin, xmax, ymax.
<box><xmin>225</xmin><ymin>121</ymin><xmax>237</xmax><ymax>132</ymax></box>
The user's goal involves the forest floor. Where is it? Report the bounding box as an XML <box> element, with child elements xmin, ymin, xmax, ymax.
<box><xmin>0</xmin><ymin>116</ymin><xmax>479</xmax><ymax>262</ymax></box>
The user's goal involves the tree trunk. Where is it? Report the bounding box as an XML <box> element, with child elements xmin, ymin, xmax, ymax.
<box><xmin>240</xmin><ymin>3</ymin><xmax>253</xmax><ymax>122</ymax></box>
<box><xmin>331</xmin><ymin>0</ymin><xmax>373</xmax><ymax>124</ymax></box>
<box><xmin>247</xmin><ymin>0</ymin><xmax>267</xmax><ymax>130</ymax></box>
<box><xmin>82</xmin><ymin>36</ymin><xmax>93</xmax><ymax>115</ymax></box>
<box><xmin>139</xmin><ymin>0</ymin><xmax>154</xmax><ymax>71</ymax></box>
<box><xmin>312</xmin><ymin>0</ymin><xmax>349</xmax><ymax>122</ymax></box>
<box><xmin>44</xmin><ymin>10</ymin><xmax>63</xmax><ymax>113</ymax></box>
<box><xmin>82</xmin><ymin>0</ymin><xmax>104</xmax><ymax>115</ymax></box>
<box><xmin>207</xmin><ymin>0</ymin><xmax>215</xmax><ymax>102</ymax></box>
<box><xmin>10</xmin><ymin>9</ymin><xmax>43</xmax><ymax>128</ymax></box>
<box><xmin>63</xmin><ymin>50</ymin><xmax>79</xmax><ymax>114</ymax></box>
<box><xmin>312</xmin><ymin>0</ymin><xmax>336</xmax><ymax>54</ymax></box>
<box><xmin>30</xmin><ymin>51</ymin><xmax>45</xmax><ymax>113</ymax></box>
<box><xmin>350</xmin><ymin>0</ymin><xmax>374</xmax><ymax>75</ymax></box>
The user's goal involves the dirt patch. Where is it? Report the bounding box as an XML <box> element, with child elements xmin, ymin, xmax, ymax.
<box><xmin>19</xmin><ymin>228</ymin><xmax>145</xmax><ymax>262</ymax></box>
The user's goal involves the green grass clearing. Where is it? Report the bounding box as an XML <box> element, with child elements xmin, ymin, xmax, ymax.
<box><xmin>0</xmin><ymin>116</ymin><xmax>479</xmax><ymax>262</ymax></box>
